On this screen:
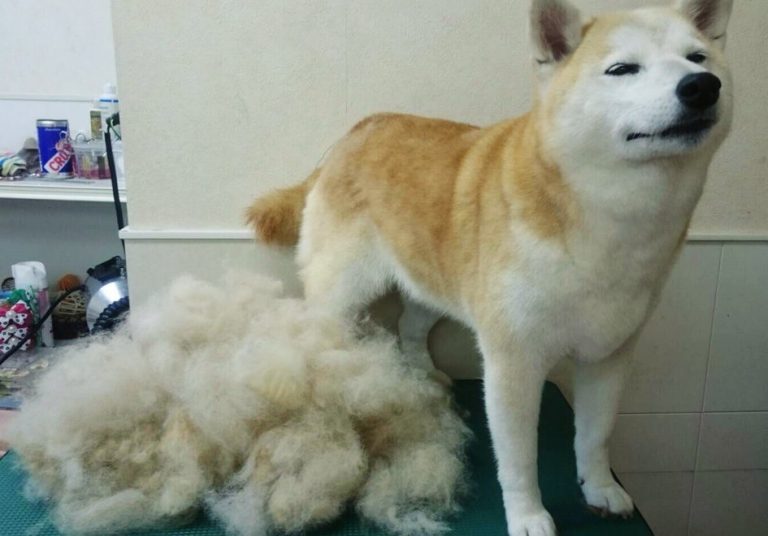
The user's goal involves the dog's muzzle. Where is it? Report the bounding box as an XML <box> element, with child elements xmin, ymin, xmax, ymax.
<box><xmin>676</xmin><ymin>73</ymin><xmax>721</xmax><ymax>110</ymax></box>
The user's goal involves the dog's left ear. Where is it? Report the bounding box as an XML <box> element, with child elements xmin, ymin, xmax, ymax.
<box><xmin>530</xmin><ymin>0</ymin><xmax>582</xmax><ymax>65</ymax></box>
<box><xmin>675</xmin><ymin>0</ymin><xmax>734</xmax><ymax>47</ymax></box>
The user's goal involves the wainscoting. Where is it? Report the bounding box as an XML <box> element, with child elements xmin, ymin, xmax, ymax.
<box><xmin>122</xmin><ymin>229</ymin><xmax>768</xmax><ymax>536</ymax></box>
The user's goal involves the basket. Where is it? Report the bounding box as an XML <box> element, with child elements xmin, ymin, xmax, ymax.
<box><xmin>51</xmin><ymin>290</ymin><xmax>89</xmax><ymax>339</ymax></box>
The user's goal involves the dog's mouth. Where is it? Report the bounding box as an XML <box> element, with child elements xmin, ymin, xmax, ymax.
<box><xmin>626</xmin><ymin>117</ymin><xmax>716</xmax><ymax>142</ymax></box>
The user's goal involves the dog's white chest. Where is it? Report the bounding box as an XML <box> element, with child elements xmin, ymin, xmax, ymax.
<box><xmin>501</xmin><ymin>236</ymin><xmax>659</xmax><ymax>361</ymax></box>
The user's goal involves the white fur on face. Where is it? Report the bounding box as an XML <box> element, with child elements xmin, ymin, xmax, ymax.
<box><xmin>553</xmin><ymin>9</ymin><xmax>733</xmax><ymax>164</ymax></box>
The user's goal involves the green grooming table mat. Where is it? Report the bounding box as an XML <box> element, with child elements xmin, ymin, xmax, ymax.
<box><xmin>0</xmin><ymin>381</ymin><xmax>652</xmax><ymax>535</ymax></box>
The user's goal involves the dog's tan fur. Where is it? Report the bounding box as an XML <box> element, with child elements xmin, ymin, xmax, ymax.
<box><xmin>251</xmin><ymin>112</ymin><xmax>562</xmax><ymax>305</ymax></box>
<box><xmin>246</xmin><ymin>15</ymin><xmax>653</xmax><ymax>311</ymax></box>
<box><xmin>245</xmin><ymin>168</ymin><xmax>320</xmax><ymax>246</ymax></box>
<box><xmin>247</xmin><ymin>1</ymin><xmax>734</xmax><ymax>534</ymax></box>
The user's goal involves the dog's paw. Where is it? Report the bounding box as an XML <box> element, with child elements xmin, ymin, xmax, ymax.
<box><xmin>507</xmin><ymin>509</ymin><xmax>556</xmax><ymax>536</ymax></box>
<box><xmin>582</xmin><ymin>479</ymin><xmax>634</xmax><ymax>518</ymax></box>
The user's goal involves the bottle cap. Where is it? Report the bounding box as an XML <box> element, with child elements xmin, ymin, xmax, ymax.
<box><xmin>99</xmin><ymin>83</ymin><xmax>118</xmax><ymax>102</ymax></box>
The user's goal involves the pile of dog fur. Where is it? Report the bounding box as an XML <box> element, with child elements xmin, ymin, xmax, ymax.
<box><xmin>6</xmin><ymin>272</ymin><xmax>470</xmax><ymax>535</ymax></box>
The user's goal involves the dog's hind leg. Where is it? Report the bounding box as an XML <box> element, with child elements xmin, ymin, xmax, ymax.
<box><xmin>398</xmin><ymin>299</ymin><xmax>451</xmax><ymax>385</ymax></box>
<box><xmin>299</xmin><ymin>239</ymin><xmax>391</xmax><ymax>320</ymax></box>
<box><xmin>398</xmin><ymin>299</ymin><xmax>438</xmax><ymax>369</ymax></box>
<box><xmin>298</xmin><ymin>186</ymin><xmax>392</xmax><ymax>320</ymax></box>
<box><xmin>299</xmin><ymin>187</ymin><xmax>451</xmax><ymax>384</ymax></box>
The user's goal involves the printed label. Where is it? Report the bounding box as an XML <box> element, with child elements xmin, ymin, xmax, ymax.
<box><xmin>43</xmin><ymin>138</ymin><xmax>74</xmax><ymax>174</ymax></box>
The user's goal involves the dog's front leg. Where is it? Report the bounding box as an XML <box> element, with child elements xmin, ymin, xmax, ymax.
<box><xmin>573</xmin><ymin>344</ymin><xmax>635</xmax><ymax>517</ymax></box>
<box><xmin>481</xmin><ymin>335</ymin><xmax>557</xmax><ymax>536</ymax></box>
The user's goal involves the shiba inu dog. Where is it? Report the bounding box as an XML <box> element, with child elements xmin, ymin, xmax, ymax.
<box><xmin>247</xmin><ymin>0</ymin><xmax>734</xmax><ymax>534</ymax></box>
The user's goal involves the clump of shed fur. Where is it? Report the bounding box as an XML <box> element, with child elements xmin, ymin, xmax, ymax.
<box><xmin>6</xmin><ymin>272</ymin><xmax>470</xmax><ymax>535</ymax></box>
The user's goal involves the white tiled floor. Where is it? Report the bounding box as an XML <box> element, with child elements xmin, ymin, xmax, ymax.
<box><xmin>618</xmin><ymin>472</ymin><xmax>694</xmax><ymax>536</ymax></box>
<box><xmin>697</xmin><ymin>412</ymin><xmax>768</xmax><ymax>471</ymax></box>
<box><xmin>704</xmin><ymin>244</ymin><xmax>768</xmax><ymax>412</ymax></box>
<box><xmin>620</xmin><ymin>244</ymin><xmax>721</xmax><ymax>414</ymax></box>
<box><xmin>611</xmin><ymin>413</ymin><xmax>700</xmax><ymax>472</ymax></box>
<box><xmin>688</xmin><ymin>470</ymin><xmax>768</xmax><ymax>536</ymax></box>
<box><xmin>611</xmin><ymin>242</ymin><xmax>768</xmax><ymax>535</ymax></box>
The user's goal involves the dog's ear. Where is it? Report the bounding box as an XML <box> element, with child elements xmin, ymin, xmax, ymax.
<box><xmin>529</xmin><ymin>0</ymin><xmax>582</xmax><ymax>65</ymax></box>
<box><xmin>675</xmin><ymin>0</ymin><xmax>734</xmax><ymax>47</ymax></box>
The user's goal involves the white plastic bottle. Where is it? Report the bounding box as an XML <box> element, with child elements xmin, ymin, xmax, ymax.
<box><xmin>98</xmin><ymin>83</ymin><xmax>119</xmax><ymax>136</ymax></box>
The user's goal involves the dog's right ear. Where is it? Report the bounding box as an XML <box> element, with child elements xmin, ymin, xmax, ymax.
<box><xmin>675</xmin><ymin>0</ymin><xmax>734</xmax><ymax>48</ymax></box>
<box><xmin>530</xmin><ymin>0</ymin><xmax>583</xmax><ymax>66</ymax></box>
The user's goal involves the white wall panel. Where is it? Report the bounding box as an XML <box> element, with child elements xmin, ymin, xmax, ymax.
<box><xmin>705</xmin><ymin>244</ymin><xmax>768</xmax><ymax>412</ymax></box>
<box><xmin>0</xmin><ymin>0</ymin><xmax>116</xmax><ymax>150</ymax></box>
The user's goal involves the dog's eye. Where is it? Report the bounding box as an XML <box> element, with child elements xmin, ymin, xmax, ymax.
<box><xmin>686</xmin><ymin>52</ymin><xmax>707</xmax><ymax>64</ymax></box>
<box><xmin>605</xmin><ymin>63</ymin><xmax>640</xmax><ymax>76</ymax></box>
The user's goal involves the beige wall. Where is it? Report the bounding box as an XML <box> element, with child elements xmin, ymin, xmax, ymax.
<box><xmin>0</xmin><ymin>1</ymin><xmax>121</xmax><ymax>285</ymax></box>
<box><xmin>113</xmin><ymin>0</ymin><xmax>767</xmax><ymax>238</ymax></box>
<box><xmin>113</xmin><ymin>3</ymin><xmax>768</xmax><ymax>534</ymax></box>
<box><xmin>0</xmin><ymin>0</ymin><xmax>117</xmax><ymax>150</ymax></box>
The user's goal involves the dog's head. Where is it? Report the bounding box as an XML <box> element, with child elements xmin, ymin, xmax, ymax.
<box><xmin>531</xmin><ymin>0</ymin><xmax>734</xmax><ymax>163</ymax></box>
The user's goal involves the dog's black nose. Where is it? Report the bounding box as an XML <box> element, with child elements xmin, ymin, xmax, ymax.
<box><xmin>676</xmin><ymin>73</ymin><xmax>722</xmax><ymax>110</ymax></box>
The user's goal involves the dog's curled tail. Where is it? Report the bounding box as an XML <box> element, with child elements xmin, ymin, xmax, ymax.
<box><xmin>246</xmin><ymin>169</ymin><xmax>320</xmax><ymax>246</ymax></box>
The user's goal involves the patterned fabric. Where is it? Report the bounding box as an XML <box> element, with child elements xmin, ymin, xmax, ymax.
<box><xmin>0</xmin><ymin>155</ymin><xmax>27</xmax><ymax>177</ymax></box>
<box><xmin>0</xmin><ymin>301</ymin><xmax>33</xmax><ymax>355</ymax></box>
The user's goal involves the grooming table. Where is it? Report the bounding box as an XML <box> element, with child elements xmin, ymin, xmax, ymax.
<box><xmin>0</xmin><ymin>381</ymin><xmax>652</xmax><ymax>535</ymax></box>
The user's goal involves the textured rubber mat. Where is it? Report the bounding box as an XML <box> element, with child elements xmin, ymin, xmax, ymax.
<box><xmin>0</xmin><ymin>381</ymin><xmax>652</xmax><ymax>536</ymax></box>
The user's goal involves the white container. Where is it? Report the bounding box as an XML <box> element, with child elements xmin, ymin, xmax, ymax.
<box><xmin>72</xmin><ymin>138</ymin><xmax>123</xmax><ymax>180</ymax></box>
<box><xmin>12</xmin><ymin>261</ymin><xmax>53</xmax><ymax>348</ymax></box>
<box><xmin>98</xmin><ymin>83</ymin><xmax>119</xmax><ymax>136</ymax></box>
<box><xmin>72</xmin><ymin>139</ymin><xmax>110</xmax><ymax>179</ymax></box>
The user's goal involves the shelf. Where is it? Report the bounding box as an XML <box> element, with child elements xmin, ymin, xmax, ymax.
<box><xmin>0</xmin><ymin>178</ymin><xmax>126</xmax><ymax>203</ymax></box>
<box><xmin>119</xmin><ymin>226</ymin><xmax>251</xmax><ymax>240</ymax></box>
